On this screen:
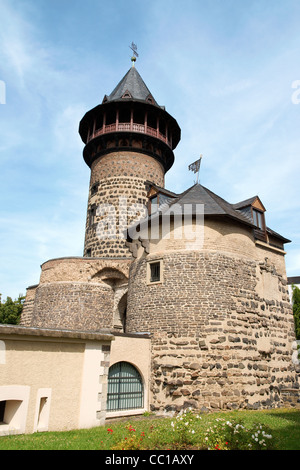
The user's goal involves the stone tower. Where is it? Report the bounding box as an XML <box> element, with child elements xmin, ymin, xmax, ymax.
<box><xmin>20</xmin><ymin>59</ymin><xmax>299</xmax><ymax>413</ymax></box>
<box><xmin>79</xmin><ymin>59</ymin><xmax>181</xmax><ymax>259</ymax></box>
<box><xmin>20</xmin><ymin>60</ymin><xmax>181</xmax><ymax>333</ymax></box>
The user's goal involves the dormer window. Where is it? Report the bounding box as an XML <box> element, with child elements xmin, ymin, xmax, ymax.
<box><xmin>253</xmin><ymin>209</ymin><xmax>265</xmax><ymax>230</ymax></box>
<box><xmin>233</xmin><ymin>196</ymin><xmax>266</xmax><ymax>232</ymax></box>
<box><xmin>122</xmin><ymin>90</ymin><xmax>132</xmax><ymax>99</ymax></box>
<box><xmin>146</xmin><ymin>183</ymin><xmax>177</xmax><ymax>216</ymax></box>
<box><xmin>149</xmin><ymin>193</ymin><xmax>173</xmax><ymax>215</ymax></box>
<box><xmin>150</xmin><ymin>195</ymin><xmax>158</xmax><ymax>214</ymax></box>
<box><xmin>146</xmin><ymin>93</ymin><xmax>155</xmax><ymax>105</ymax></box>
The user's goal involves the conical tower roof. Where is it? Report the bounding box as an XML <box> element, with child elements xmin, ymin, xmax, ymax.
<box><xmin>102</xmin><ymin>66</ymin><xmax>159</xmax><ymax>107</ymax></box>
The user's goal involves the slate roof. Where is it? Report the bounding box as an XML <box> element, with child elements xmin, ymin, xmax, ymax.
<box><xmin>166</xmin><ymin>184</ymin><xmax>256</xmax><ymax>227</ymax></box>
<box><xmin>232</xmin><ymin>196</ymin><xmax>258</xmax><ymax>209</ymax></box>
<box><xmin>129</xmin><ymin>183</ymin><xmax>290</xmax><ymax>244</ymax></box>
<box><xmin>103</xmin><ymin>66</ymin><xmax>159</xmax><ymax>107</ymax></box>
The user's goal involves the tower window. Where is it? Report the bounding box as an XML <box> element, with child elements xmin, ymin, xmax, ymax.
<box><xmin>150</xmin><ymin>262</ymin><xmax>160</xmax><ymax>282</ymax></box>
<box><xmin>91</xmin><ymin>183</ymin><xmax>99</xmax><ymax>196</ymax></box>
<box><xmin>89</xmin><ymin>206</ymin><xmax>96</xmax><ymax>227</ymax></box>
<box><xmin>147</xmin><ymin>259</ymin><xmax>163</xmax><ymax>284</ymax></box>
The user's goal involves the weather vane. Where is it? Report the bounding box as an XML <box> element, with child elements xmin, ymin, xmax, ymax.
<box><xmin>129</xmin><ymin>42</ymin><xmax>139</xmax><ymax>65</ymax></box>
<box><xmin>188</xmin><ymin>155</ymin><xmax>203</xmax><ymax>184</ymax></box>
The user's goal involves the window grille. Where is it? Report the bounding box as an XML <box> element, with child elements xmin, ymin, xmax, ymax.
<box><xmin>107</xmin><ymin>362</ymin><xmax>143</xmax><ymax>412</ymax></box>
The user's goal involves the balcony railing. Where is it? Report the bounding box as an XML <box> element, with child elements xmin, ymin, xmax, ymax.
<box><xmin>88</xmin><ymin>122</ymin><xmax>172</xmax><ymax>148</ymax></box>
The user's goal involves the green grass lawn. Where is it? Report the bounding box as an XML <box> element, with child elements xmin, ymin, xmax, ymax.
<box><xmin>0</xmin><ymin>408</ymin><xmax>299</xmax><ymax>450</ymax></box>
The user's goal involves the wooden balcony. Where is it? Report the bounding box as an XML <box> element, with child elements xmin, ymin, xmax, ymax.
<box><xmin>88</xmin><ymin>122</ymin><xmax>172</xmax><ymax>148</ymax></box>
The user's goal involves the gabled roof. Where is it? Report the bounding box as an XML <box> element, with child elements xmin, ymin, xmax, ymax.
<box><xmin>102</xmin><ymin>66</ymin><xmax>159</xmax><ymax>107</ymax></box>
<box><xmin>128</xmin><ymin>183</ymin><xmax>290</xmax><ymax>244</ymax></box>
<box><xmin>232</xmin><ymin>196</ymin><xmax>259</xmax><ymax>209</ymax></box>
<box><xmin>233</xmin><ymin>195</ymin><xmax>266</xmax><ymax>212</ymax></box>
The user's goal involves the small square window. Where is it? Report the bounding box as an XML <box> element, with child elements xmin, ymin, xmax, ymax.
<box><xmin>147</xmin><ymin>259</ymin><xmax>163</xmax><ymax>284</ymax></box>
<box><xmin>150</xmin><ymin>262</ymin><xmax>160</xmax><ymax>282</ymax></box>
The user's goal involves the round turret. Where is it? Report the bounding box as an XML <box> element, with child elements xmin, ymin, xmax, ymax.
<box><xmin>79</xmin><ymin>65</ymin><xmax>181</xmax><ymax>258</ymax></box>
<box><xmin>79</xmin><ymin>66</ymin><xmax>180</xmax><ymax>172</ymax></box>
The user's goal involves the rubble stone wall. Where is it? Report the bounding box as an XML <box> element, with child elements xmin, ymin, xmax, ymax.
<box><xmin>21</xmin><ymin>257</ymin><xmax>130</xmax><ymax>331</ymax></box>
<box><xmin>84</xmin><ymin>151</ymin><xmax>165</xmax><ymax>258</ymax></box>
<box><xmin>127</xmin><ymin>249</ymin><xmax>298</xmax><ymax>411</ymax></box>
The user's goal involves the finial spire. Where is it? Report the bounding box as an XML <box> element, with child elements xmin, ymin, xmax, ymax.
<box><xmin>129</xmin><ymin>42</ymin><xmax>139</xmax><ymax>66</ymax></box>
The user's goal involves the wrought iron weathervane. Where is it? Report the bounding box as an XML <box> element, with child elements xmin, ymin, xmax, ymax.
<box><xmin>129</xmin><ymin>42</ymin><xmax>139</xmax><ymax>65</ymax></box>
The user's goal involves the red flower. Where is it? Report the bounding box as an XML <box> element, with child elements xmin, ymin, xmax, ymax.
<box><xmin>107</xmin><ymin>428</ymin><xmax>113</xmax><ymax>434</ymax></box>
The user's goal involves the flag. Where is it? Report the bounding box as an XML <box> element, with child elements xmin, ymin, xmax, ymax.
<box><xmin>188</xmin><ymin>155</ymin><xmax>202</xmax><ymax>173</ymax></box>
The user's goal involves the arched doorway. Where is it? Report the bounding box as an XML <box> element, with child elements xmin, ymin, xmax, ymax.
<box><xmin>107</xmin><ymin>362</ymin><xmax>144</xmax><ymax>412</ymax></box>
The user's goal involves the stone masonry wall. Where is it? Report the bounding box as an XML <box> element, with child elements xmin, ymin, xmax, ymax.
<box><xmin>21</xmin><ymin>257</ymin><xmax>131</xmax><ymax>331</ymax></box>
<box><xmin>20</xmin><ymin>285</ymin><xmax>38</xmax><ymax>326</ymax></box>
<box><xmin>30</xmin><ymin>282</ymin><xmax>114</xmax><ymax>331</ymax></box>
<box><xmin>127</xmin><ymin>250</ymin><xmax>299</xmax><ymax>412</ymax></box>
<box><xmin>84</xmin><ymin>151</ymin><xmax>164</xmax><ymax>258</ymax></box>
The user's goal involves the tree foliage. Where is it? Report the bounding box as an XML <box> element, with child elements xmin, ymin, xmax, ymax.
<box><xmin>0</xmin><ymin>294</ymin><xmax>25</xmax><ymax>325</ymax></box>
<box><xmin>292</xmin><ymin>285</ymin><xmax>300</xmax><ymax>340</ymax></box>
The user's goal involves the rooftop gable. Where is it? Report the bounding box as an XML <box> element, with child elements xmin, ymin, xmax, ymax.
<box><xmin>233</xmin><ymin>195</ymin><xmax>266</xmax><ymax>212</ymax></box>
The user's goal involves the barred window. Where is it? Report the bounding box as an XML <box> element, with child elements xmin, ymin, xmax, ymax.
<box><xmin>107</xmin><ymin>362</ymin><xmax>144</xmax><ymax>412</ymax></box>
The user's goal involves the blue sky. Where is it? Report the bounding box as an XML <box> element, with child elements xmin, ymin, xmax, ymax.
<box><xmin>0</xmin><ymin>0</ymin><xmax>300</xmax><ymax>300</ymax></box>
